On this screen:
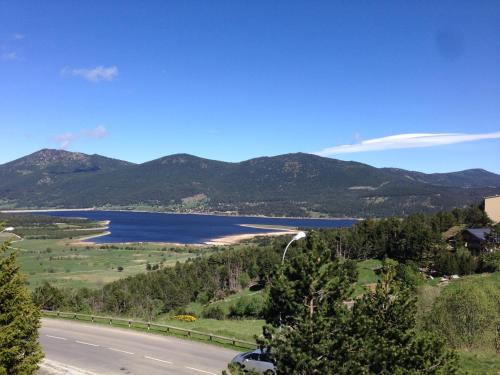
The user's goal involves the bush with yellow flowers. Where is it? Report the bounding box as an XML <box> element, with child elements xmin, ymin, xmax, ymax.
<box><xmin>173</xmin><ymin>314</ymin><xmax>197</xmax><ymax>322</ymax></box>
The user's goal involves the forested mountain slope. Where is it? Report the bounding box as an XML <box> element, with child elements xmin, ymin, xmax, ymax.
<box><xmin>0</xmin><ymin>149</ymin><xmax>134</xmax><ymax>207</ymax></box>
<box><xmin>1</xmin><ymin>149</ymin><xmax>499</xmax><ymax>217</ymax></box>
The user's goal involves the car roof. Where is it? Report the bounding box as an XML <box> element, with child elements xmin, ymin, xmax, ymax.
<box><xmin>251</xmin><ymin>348</ymin><xmax>268</xmax><ymax>355</ymax></box>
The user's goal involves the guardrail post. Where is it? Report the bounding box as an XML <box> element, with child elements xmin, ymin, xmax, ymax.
<box><xmin>187</xmin><ymin>330</ymin><xmax>191</xmax><ymax>337</ymax></box>
<box><xmin>57</xmin><ymin>311</ymin><xmax>60</xmax><ymax>317</ymax></box>
<box><xmin>74</xmin><ymin>314</ymin><xmax>77</xmax><ymax>320</ymax></box>
<box><xmin>209</xmin><ymin>334</ymin><xmax>213</xmax><ymax>342</ymax></box>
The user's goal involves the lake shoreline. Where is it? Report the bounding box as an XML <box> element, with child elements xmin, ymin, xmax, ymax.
<box><xmin>14</xmin><ymin>209</ymin><xmax>356</xmax><ymax>246</ymax></box>
<box><xmin>70</xmin><ymin>231</ymin><xmax>112</xmax><ymax>245</ymax></box>
<box><xmin>71</xmin><ymin>223</ymin><xmax>297</xmax><ymax>247</ymax></box>
<box><xmin>0</xmin><ymin>207</ymin><xmax>362</xmax><ymax>221</ymax></box>
<box><xmin>204</xmin><ymin>229</ymin><xmax>298</xmax><ymax>246</ymax></box>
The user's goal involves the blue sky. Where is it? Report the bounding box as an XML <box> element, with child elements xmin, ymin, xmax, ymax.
<box><xmin>1</xmin><ymin>1</ymin><xmax>499</xmax><ymax>173</ymax></box>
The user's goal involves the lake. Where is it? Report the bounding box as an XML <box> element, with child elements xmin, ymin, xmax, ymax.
<box><xmin>43</xmin><ymin>210</ymin><xmax>357</xmax><ymax>244</ymax></box>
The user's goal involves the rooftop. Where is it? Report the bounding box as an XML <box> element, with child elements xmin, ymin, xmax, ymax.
<box><xmin>464</xmin><ymin>228</ymin><xmax>491</xmax><ymax>241</ymax></box>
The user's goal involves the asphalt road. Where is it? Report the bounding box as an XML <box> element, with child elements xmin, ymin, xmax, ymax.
<box><xmin>40</xmin><ymin>318</ymin><xmax>240</xmax><ymax>375</ymax></box>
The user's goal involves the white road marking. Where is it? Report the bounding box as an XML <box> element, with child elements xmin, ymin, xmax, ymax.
<box><xmin>108</xmin><ymin>347</ymin><xmax>134</xmax><ymax>355</ymax></box>
<box><xmin>75</xmin><ymin>340</ymin><xmax>100</xmax><ymax>347</ymax></box>
<box><xmin>46</xmin><ymin>335</ymin><xmax>67</xmax><ymax>340</ymax></box>
<box><xmin>185</xmin><ymin>366</ymin><xmax>217</xmax><ymax>375</ymax></box>
<box><xmin>144</xmin><ymin>355</ymin><xmax>173</xmax><ymax>364</ymax></box>
<box><xmin>41</xmin><ymin>359</ymin><xmax>101</xmax><ymax>375</ymax></box>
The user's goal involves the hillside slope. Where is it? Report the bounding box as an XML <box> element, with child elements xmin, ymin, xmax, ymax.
<box><xmin>1</xmin><ymin>150</ymin><xmax>499</xmax><ymax>217</ymax></box>
<box><xmin>0</xmin><ymin>149</ymin><xmax>134</xmax><ymax>207</ymax></box>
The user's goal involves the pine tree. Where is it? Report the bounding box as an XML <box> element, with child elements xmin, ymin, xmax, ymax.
<box><xmin>0</xmin><ymin>237</ymin><xmax>44</xmax><ymax>374</ymax></box>
<box><xmin>346</xmin><ymin>259</ymin><xmax>458</xmax><ymax>374</ymax></box>
<box><xmin>258</xmin><ymin>234</ymin><xmax>457</xmax><ymax>374</ymax></box>
<box><xmin>262</xmin><ymin>231</ymin><xmax>355</xmax><ymax>374</ymax></box>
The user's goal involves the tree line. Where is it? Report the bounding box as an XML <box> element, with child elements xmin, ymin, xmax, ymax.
<box><xmin>314</xmin><ymin>205</ymin><xmax>497</xmax><ymax>274</ymax></box>
<box><xmin>33</xmin><ymin>205</ymin><xmax>499</xmax><ymax>320</ymax></box>
<box><xmin>33</xmin><ymin>244</ymin><xmax>281</xmax><ymax>320</ymax></box>
<box><xmin>2</xmin><ymin>204</ymin><xmax>498</xmax><ymax>374</ymax></box>
<box><xmin>227</xmin><ymin>232</ymin><xmax>458</xmax><ymax>374</ymax></box>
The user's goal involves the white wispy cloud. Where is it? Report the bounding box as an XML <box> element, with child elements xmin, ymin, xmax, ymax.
<box><xmin>11</xmin><ymin>33</ymin><xmax>25</xmax><ymax>40</ymax></box>
<box><xmin>53</xmin><ymin>126</ymin><xmax>109</xmax><ymax>149</ymax></box>
<box><xmin>53</xmin><ymin>133</ymin><xmax>75</xmax><ymax>149</ymax></box>
<box><xmin>83</xmin><ymin>125</ymin><xmax>108</xmax><ymax>138</ymax></box>
<box><xmin>0</xmin><ymin>33</ymin><xmax>25</xmax><ymax>61</ymax></box>
<box><xmin>61</xmin><ymin>65</ymin><xmax>119</xmax><ymax>82</ymax></box>
<box><xmin>1</xmin><ymin>51</ymin><xmax>18</xmax><ymax>61</ymax></box>
<box><xmin>314</xmin><ymin>132</ymin><xmax>500</xmax><ymax>156</ymax></box>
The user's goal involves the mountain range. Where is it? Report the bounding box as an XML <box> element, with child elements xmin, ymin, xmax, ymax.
<box><xmin>1</xmin><ymin>149</ymin><xmax>499</xmax><ymax>217</ymax></box>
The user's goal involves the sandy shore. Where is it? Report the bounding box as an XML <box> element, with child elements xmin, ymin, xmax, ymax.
<box><xmin>69</xmin><ymin>231</ymin><xmax>112</xmax><ymax>245</ymax></box>
<box><xmin>65</xmin><ymin>219</ymin><xmax>111</xmax><ymax>245</ymax></box>
<box><xmin>204</xmin><ymin>229</ymin><xmax>298</xmax><ymax>246</ymax></box>
<box><xmin>71</xmin><ymin>230</ymin><xmax>296</xmax><ymax>247</ymax></box>
<box><xmin>67</xmin><ymin>221</ymin><xmax>300</xmax><ymax>246</ymax></box>
<box><xmin>21</xmin><ymin>213</ymin><xmax>304</xmax><ymax>247</ymax></box>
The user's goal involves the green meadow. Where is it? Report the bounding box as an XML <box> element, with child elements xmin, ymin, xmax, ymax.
<box><xmin>3</xmin><ymin>227</ymin><xmax>499</xmax><ymax>373</ymax></box>
<box><xmin>12</xmin><ymin>237</ymin><xmax>205</xmax><ymax>289</ymax></box>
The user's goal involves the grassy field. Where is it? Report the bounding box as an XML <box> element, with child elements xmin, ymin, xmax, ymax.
<box><xmin>457</xmin><ymin>350</ymin><xmax>500</xmax><ymax>375</ymax></box>
<box><xmin>417</xmin><ymin>272</ymin><xmax>500</xmax><ymax>374</ymax></box>
<box><xmin>154</xmin><ymin>261</ymin><xmax>385</xmax><ymax>344</ymax></box>
<box><xmin>6</xmin><ymin>227</ymin><xmax>499</xmax><ymax>373</ymax></box>
<box><xmin>441</xmin><ymin>272</ymin><xmax>499</xmax><ymax>374</ymax></box>
<box><xmin>11</xmin><ymin>237</ymin><xmax>207</xmax><ymax>289</ymax></box>
<box><xmin>0</xmin><ymin>213</ymin><xmax>213</xmax><ymax>289</ymax></box>
<box><xmin>156</xmin><ymin>316</ymin><xmax>264</xmax><ymax>343</ymax></box>
<box><xmin>155</xmin><ymin>288</ymin><xmax>266</xmax><ymax>342</ymax></box>
<box><xmin>354</xmin><ymin>258</ymin><xmax>381</xmax><ymax>295</ymax></box>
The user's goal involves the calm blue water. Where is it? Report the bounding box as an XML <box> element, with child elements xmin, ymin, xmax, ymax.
<box><xmin>43</xmin><ymin>210</ymin><xmax>357</xmax><ymax>244</ymax></box>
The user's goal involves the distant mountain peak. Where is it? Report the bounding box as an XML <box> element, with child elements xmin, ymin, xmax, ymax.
<box><xmin>148</xmin><ymin>153</ymin><xmax>232</xmax><ymax>168</ymax></box>
<box><xmin>1</xmin><ymin>148</ymin><xmax>133</xmax><ymax>175</ymax></box>
<box><xmin>6</xmin><ymin>149</ymin><xmax>87</xmax><ymax>168</ymax></box>
<box><xmin>1</xmin><ymin>150</ymin><xmax>499</xmax><ymax>217</ymax></box>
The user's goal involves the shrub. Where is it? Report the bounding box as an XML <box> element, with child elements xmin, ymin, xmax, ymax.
<box><xmin>173</xmin><ymin>314</ymin><xmax>197</xmax><ymax>322</ymax></box>
<box><xmin>434</xmin><ymin>248</ymin><xmax>476</xmax><ymax>276</ymax></box>
<box><xmin>427</xmin><ymin>280</ymin><xmax>499</xmax><ymax>350</ymax></box>
<box><xmin>33</xmin><ymin>281</ymin><xmax>67</xmax><ymax>311</ymax></box>
<box><xmin>455</xmin><ymin>248</ymin><xmax>476</xmax><ymax>275</ymax></box>
<box><xmin>195</xmin><ymin>291</ymin><xmax>210</xmax><ymax>305</ymax></box>
<box><xmin>202</xmin><ymin>304</ymin><xmax>226</xmax><ymax>320</ymax></box>
<box><xmin>435</xmin><ymin>251</ymin><xmax>459</xmax><ymax>275</ymax></box>
<box><xmin>238</xmin><ymin>272</ymin><xmax>251</xmax><ymax>289</ymax></box>
<box><xmin>478</xmin><ymin>252</ymin><xmax>500</xmax><ymax>272</ymax></box>
<box><xmin>396</xmin><ymin>261</ymin><xmax>424</xmax><ymax>289</ymax></box>
<box><xmin>229</xmin><ymin>294</ymin><xmax>265</xmax><ymax>318</ymax></box>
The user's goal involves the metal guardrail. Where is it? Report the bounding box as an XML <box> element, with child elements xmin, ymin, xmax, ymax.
<box><xmin>42</xmin><ymin>310</ymin><xmax>256</xmax><ymax>349</ymax></box>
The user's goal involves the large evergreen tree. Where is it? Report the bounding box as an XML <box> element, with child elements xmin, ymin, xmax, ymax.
<box><xmin>262</xmin><ymin>232</ymin><xmax>356</xmax><ymax>374</ymax></box>
<box><xmin>0</xmin><ymin>233</ymin><xmax>43</xmax><ymax>374</ymax></box>
<box><xmin>346</xmin><ymin>260</ymin><xmax>457</xmax><ymax>374</ymax></box>
<box><xmin>258</xmin><ymin>233</ymin><xmax>457</xmax><ymax>375</ymax></box>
